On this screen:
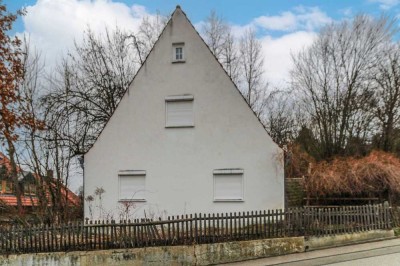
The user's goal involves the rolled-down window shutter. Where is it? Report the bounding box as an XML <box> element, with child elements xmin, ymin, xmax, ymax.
<box><xmin>214</xmin><ymin>174</ymin><xmax>243</xmax><ymax>201</ymax></box>
<box><xmin>166</xmin><ymin>98</ymin><xmax>194</xmax><ymax>127</ymax></box>
<box><xmin>119</xmin><ymin>175</ymin><xmax>146</xmax><ymax>201</ymax></box>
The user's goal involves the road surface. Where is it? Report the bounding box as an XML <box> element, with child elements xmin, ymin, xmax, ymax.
<box><xmin>224</xmin><ymin>238</ymin><xmax>400</xmax><ymax>266</ymax></box>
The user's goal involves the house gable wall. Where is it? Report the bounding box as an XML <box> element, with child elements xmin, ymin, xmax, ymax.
<box><xmin>84</xmin><ymin>8</ymin><xmax>284</xmax><ymax>219</ymax></box>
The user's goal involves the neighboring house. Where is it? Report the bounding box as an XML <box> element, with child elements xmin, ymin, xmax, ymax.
<box><xmin>84</xmin><ymin>6</ymin><xmax>284</xmax><ymax>220</ymax></box>
<box><xmin>0</xmin><ymin>152</ymin><xmax>80</xmax><ymax>219</ymax></box>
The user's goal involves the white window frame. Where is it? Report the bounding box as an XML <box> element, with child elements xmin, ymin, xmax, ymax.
<box><xmin>213</xmin><ymin>169</ymin><xmax>244</xmax><ymax>202</ymax></box>
<box><xmin>118</xmin><ymin>170</ymin><xmax>146</xmax><ymax>202</ymax></box>
<box><xmin>165</xmin><ymin>95</ymin><xmax>194</xmax><ymax>128</ymax></box>
<box><xmin>172</xmin><ymin>42</ymin><xmax>185</xmax><ymax>62</ymax></box>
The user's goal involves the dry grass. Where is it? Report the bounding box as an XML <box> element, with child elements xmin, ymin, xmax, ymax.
<box><xmin>304</xmin><ymin>151</ymin><xmax>400</xmax><ymax>197</ymax></box>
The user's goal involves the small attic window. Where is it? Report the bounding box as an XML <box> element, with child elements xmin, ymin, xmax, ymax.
<box><xmin>172</xmin><ymin>43</ymin><xmax>185</xmax><ymax>63</ymax></box>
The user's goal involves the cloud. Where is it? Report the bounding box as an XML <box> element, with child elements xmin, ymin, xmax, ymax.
<box><xmin>228</xmin><ymin>6</ymin><xmax>327</xmax><ymax>87</ymax></box>
<box><xmin>254</xmin><ymin>6</ymin><xmax>332</xmax><ymax>32</ymax></box>
<box><xmin>340</xmin><ymin>7</ymin><xmax>353</xmax><ymax>17</ymax></box>
<box><xmin>261</xmin><ymin>31</ymin><xmax>317</xmax><ymax>87</ymax></box>
<box><xmin>20</xmin><ymin>0</ymin><xmax>154</xmax><ymax>67</ymax></box>
<box><xmin>254</xmin><ymin>12</ymin><xmax>297</xmax><ymax>31</ymax></box>
<box><xmin>230</xmin><ymin>24</ymin><xmax>256</xmax><ymax>38</ymax></box>
<box><xmin>20</xmin><ymin>1</ymin><xmax>324</xmax><ymax>86</ymax></box>
<box><xmin>369</xmin><ymin>0</ymin><xmax>400</xmax><ymax>10</ymax></box>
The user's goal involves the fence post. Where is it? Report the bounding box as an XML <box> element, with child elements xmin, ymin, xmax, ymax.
<box><xmin>384</xmin><ymin>202</ymin><xmax>390</xmax><ymax>229</ymax></box>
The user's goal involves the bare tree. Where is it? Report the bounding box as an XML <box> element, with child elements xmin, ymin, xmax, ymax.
<box><xmin>18</xmin><ymin>40</ymin><xmax>48</xmax><ymax>218</ymax></box>
<box><xmin>221</xmin><ymin>30</ymin><xmax>240</xmax><ymax>85</ymax></box>
<box><xmin>43</xmin><ymin>27</ymin><xmax>144</xmax><ymax>155</ymax></box>
<box><xmin>291</xmin><ymin>15</ymin><xmax>396</xmax><ymax>159</ymax></box>
<box><xmin>16</xmin><ymin>38</ymin><xmax>81</xmax><ymax>223</ymax></box>
<box><xmin>138</xmin><ymin>12</ymin><xmax>168</xmax><ymax>58</ymax></box>
<box><xmin>262</xmin><ymin>90</ymin><xmax>296</xmax><ymax>146</ymax></box>
<box><xmin>202</xmin><ymin>11</ymin><xmax>229</xmax><ymax>60</ymax></box>
<box><xmin>202</xmin><ymin>11</ymin><xmax>240</xmax><ymax>85</ymax></box>
<box><xmin>372</xmin><ymin>43</ymin><xmax>400</xmax><ymax>152</ymax></box>
<box><xmin>239</xmin><ymin>28</ymin><xmax>265</xmax><ymax>115</ymax></box>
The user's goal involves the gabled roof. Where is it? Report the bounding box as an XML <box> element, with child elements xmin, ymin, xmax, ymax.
<box><xmin>86</xmin><ymin>6</ymin><xmax>277</xmax><ymax>154</ymax></box>
<box><xmin>0</xmin><ymin>152</ymin><xmax>80</xmax><ymax>207</ymax></box>
<box><xmin>0</xmin><ymin>195</ymin><xmax>40</xmax><ymax>207</ymax></box>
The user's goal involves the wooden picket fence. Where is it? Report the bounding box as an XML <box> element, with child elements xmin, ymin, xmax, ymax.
<box><xmin>0</xmin><ymin>204</ymin><xmax>392</xmax><ymax>254</ymax></box>
<box><xmin>301</xmin><ymin>204</ymin><xmax>391</xmax><ymax>236</ymax></box>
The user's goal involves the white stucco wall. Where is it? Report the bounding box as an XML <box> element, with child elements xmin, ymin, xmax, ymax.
<box><xmin>84</xmin><ymin>8</ymin><xmax>284</xmax><ymax>220</ymax></box>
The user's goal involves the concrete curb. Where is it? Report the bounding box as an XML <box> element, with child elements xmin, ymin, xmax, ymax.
<box><xmin>305</xmin><ymin>229</ymin><xmax>395</xmax><ymax>251</ymax></box>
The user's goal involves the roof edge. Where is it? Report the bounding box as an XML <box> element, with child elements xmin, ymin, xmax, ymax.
<box><xmin>85</xmin><ymin>7</ymin><xmax>180</xmax><ymax>155</ymax></box>
<box><xmin>85</xmin><ymin>6</ymin><xmax>281</xmax><ymax>155</ymax></box>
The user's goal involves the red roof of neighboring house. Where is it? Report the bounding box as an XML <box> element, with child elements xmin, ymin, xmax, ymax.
<box><xmin>0</xmin><ymin>195</ymin><xmax>40</xmax><ymax>207</ymax></box>
<box><xmin>0</xmin><ymin>152</ymin><xmax>80</xmax><ymax>207</ymax></box>
<box><xmin>49</xmin><ymin>181</ymin><xmax>81</xmax><ymax>206</ymax></box>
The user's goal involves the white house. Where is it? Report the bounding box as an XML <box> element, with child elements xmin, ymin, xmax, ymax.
<box><xmin>84</xmin><ymin>6</ymin><xmax>284</xmax><ymax>220</ymax></box>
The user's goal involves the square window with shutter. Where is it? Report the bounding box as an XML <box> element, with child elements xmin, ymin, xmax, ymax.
<box><xmin>165</xmin><ymin>95</ymin><xmax>194</xmax><ymax>127</ymax></box>
<box><xmin>213</xmin><ymin>169</ymin><xmax>244</xmax><ymax>201</ymax></box>
<box><xmin>118</xmin><ymin>171</ymin><xmax>146</xmax><ymax>201</ymax></box>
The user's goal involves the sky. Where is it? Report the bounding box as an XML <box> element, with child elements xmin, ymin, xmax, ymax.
<box><xmin>4</xmin><ymin>0</ymin><xmax>400</xmax><ymax>192</ymax></box>
<box><xmin>5</xmin><ymin>0</ymin><xmax>400</xmax><ymax>88</ymax></box>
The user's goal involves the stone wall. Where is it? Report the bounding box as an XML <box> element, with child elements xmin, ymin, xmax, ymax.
<box><xmin>1</xmin><ymin>230</ymin><xmax>394</xmax><ymax>265</ymax></box>
<box><xmin>0</xmin><ymin>237</ymin><xmax>304</xmax><ymax>266</ymax></box>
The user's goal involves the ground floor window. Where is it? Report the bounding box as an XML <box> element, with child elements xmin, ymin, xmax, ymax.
<box><xmin>213</xmin><ymin>169</ymin><xmax>244</xmax><ymax>201</ymax></box>
<box><xmin>118</xmin><ymin>170</ymin><xmax>146</xmax><ymax>201</ymax></box>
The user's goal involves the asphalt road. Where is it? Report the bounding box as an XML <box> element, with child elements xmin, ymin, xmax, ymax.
<box><xmin>330</xmin><ymin>252</ymin><xmax>400</xmax><ymax>266</ymax></box>
<box><xmin>224</xmin><ymin>238</ymin><xmax>400</xmax><ymax>266</ymax></box>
